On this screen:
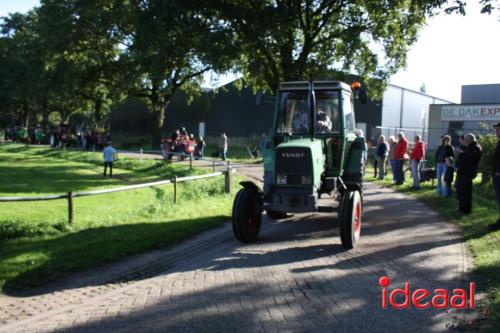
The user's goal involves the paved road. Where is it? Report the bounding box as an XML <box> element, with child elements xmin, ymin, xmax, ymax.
<box><xmin>0</xmin><ymin>165</ymin><xmax>481</xmax><ymax>332</ymax></box>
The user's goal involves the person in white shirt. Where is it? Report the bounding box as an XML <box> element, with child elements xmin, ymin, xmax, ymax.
<box><xmin>103</xmin><ymin>141</ymin><xmax>116</xmax><ymax>177</ymax></box>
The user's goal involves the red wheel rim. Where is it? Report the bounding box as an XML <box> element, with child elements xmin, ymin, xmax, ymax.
<box><xmin>354</xmin><ymin>200</ymin><xmax>361</xmax><ymax>234</ymax></box>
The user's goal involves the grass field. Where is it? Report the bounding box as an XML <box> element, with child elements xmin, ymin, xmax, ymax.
<box><xmin>0</xmin><ymin>144</ymin><xmax>238</xmax><ymax>290</ymax></box>
<box><xmin>367</xmin><ymin>166</ymin><xmax>499</xmax><ymax>330</ymax></box>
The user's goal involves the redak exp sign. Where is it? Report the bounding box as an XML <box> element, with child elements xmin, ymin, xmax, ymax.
<box><xmin>442</xmin><ymin>104</ymin><xmax>500</xmax><ymax>121</ymax></box>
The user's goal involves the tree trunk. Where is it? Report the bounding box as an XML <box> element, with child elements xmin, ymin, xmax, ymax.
<box><xmin>150</xmin><ymin>88</ymin><xmax>169</xmax><ymax>150</ymax></box>
<box><xmin>94</xmin><ymin>99</ymin><xmax>102</xmax><ymax>125</ymax></box>
<box><xmin>41</xmin><ymin>99</ymin><xmax>49</xmax><ymax>132</ymax></box>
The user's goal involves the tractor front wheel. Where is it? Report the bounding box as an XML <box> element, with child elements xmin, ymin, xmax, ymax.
<box><xmin>339</xmin><ymin>190</ymin><xmax>362</xmax><ymax>249</ymax></box>
<box><xmin>232</xmin><ymin>187</ymin><xmax>262</xmax><ymax>243</ymax></box>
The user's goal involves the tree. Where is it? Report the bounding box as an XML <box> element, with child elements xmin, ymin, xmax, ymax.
<box><xmin>0</xmin><ymin>11</ymin><xmax>48</xmax><ymax>129</ymax></box>
<box><xmin>37</xmin><ymin>0</ymin><xmax>128</xmax><ymax>130</ymax></box>
<box><xmin>123</xmin><ymin>0</ymin><xmax>236</xmax><ymax>146</ymax></box>
<box><xmin>207</xmin><ymin>0</ymin><xmax>485</xmax><ymax>97</ymax></box>
<box><xmin>419</xmin><ymin>83</ymin><xmax>427</xmax><ymax>94</ymax></box>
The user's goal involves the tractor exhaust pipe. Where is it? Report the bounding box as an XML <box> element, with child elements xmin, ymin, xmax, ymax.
<box><xmin>308</xmin><ymin>80</ymin><xmax>316</xmax><ymax>141</ymax></box>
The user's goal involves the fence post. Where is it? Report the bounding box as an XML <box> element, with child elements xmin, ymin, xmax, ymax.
<box><xmin>189</xmin><ymin>154</ymin><xmax>193</xmax><ymax>169</ymax></box>
<box><xmin>140</xmin><ymin>148</ymin><xmax>143</xmax><ymax>163</ymax></box>
<box><xmin>67</xmin><ymin>191</ymin><xmax>73</xmax><ymax>225</ymax></box>
<box><xmin>224</xmin><ymin>168</ymin><xmax>232</xmax><ymax>194</ymax></box>
<box><xmin>212</xmin><ymin>160</ymin><xmax>215</xmax><ymax>172</ymax></box>
<box><xmin>173</xmin><ymin>175</ymin><xmax>177</xmax><ymax>204</ymax></box>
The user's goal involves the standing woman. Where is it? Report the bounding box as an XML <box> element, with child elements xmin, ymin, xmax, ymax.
<box><xmin>442</xmin><ymin>135</ymin><xmax>455</xmax><ymax>197</ymax></box>
<box><xmin>435</xmin><ymin>136</ymin><xmax>446</xmax><ymax>195</ymax></box>
<box><xmin>388</xmin><ymin>136</ymin><xmax>398</xmax><ymax>183</ymax></box>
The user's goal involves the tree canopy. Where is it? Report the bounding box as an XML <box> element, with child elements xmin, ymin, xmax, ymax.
<box><xmin>0</xmin><ymin>0</ymin><xmax>496</xmax><ymax>143</ymax></box>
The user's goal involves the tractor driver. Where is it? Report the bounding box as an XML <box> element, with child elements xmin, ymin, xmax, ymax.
<box><xmin>316</xmin><ymin>99</ymin><xmax>337</xmax><ymax>133</ymax></box>
<box><xmin>316</xmin><ymin>109</ymin><xmax>333</xmax><ymax>132</ymax></box>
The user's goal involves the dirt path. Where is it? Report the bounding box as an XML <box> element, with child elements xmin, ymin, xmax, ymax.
<box><xmin>0</xmin><ymin>161</ymin><xmax>481</xmax><ymax>332</ymax></box>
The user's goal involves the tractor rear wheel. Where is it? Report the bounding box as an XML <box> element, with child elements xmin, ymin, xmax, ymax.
<box><xmin>232</xmin><ymin>187</ymin><xmax>262</xmax><ymax>243</ymax></box>
<box><xmin>339</xmin><ymin>190</ymin><xmax>362</xmax><ymax>249</ymax></box>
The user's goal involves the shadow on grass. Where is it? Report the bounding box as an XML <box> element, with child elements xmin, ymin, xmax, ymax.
<box><xmin>1</xmin><ymin>215</ymin><xmax>229</xmax><ymax>294</ymax></box>
<box><xmin>0</xmin><ymin>146</ymin><xmax>198</xmax><ymax>194</ymax></box>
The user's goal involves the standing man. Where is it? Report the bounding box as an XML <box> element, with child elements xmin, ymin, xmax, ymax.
<box><xmin>376</xmin><ymin>135</ymin><xmax>389</xmax><ymax>180</ymax></box>
<box><xmin>103</xmin><ymin>141</ymin><xmax>116</xmax><ymax>177</ymax></box>
<box><xmin>410</xmin><ymin>135</ymin><xmax>426</xmax><ymax>190</ymax></box>
<box><xmin>259</xmin><ymin>133</ymin><xmax>267</xmax><ymax>157</ymax></box>
<box><xmin>489</xmin><ymin>123</ymin><xmax>500</xmax><ymax>230</ymax></box>
<box><xmin>219</xmin><ymin>132</ymin><xmax>228</xmax><ymax>161</ymax></box>
<box><xmin>388</xmin><ymin>136</ymin><xmax>398</xmax><ymax>183</ymax></box>
<box><xmin>394</xmin><ymin>131</ymin><xmax>409</xmax><ymax>185</ymax></box>
<box><xmin>455</xmin><ymin>133</ymin><xmax>482</xmax><ymax>214</ymax></box>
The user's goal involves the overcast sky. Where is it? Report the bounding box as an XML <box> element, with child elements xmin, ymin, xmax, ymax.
<box><xmin>1</xmin><ymin>0</ymin><xmax>499</xmax><ymax>103</ymax></box>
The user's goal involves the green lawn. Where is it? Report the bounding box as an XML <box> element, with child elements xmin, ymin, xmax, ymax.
<box><xmin>0</xmin><ymin>144</ymin><xmax>238</xmax><ymax>290</ymax></box>
<box><xmin>367</xmin><ymin>167</ymin><xmax>499</xmax><ymax>330</ymax></box>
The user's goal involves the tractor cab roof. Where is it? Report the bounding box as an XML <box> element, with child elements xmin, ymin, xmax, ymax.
<box><xmin>278</xmin><ymin>81</ymin><xmax>351</xmax><ymax>93</ymax></box>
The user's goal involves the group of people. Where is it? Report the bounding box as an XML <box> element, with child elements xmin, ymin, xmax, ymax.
<box><xmin>374</xmin><ymin>124</ymin><xmax>500</xmax><ymax>230</ymax></box>
<box><xmin>161</xmin><ymin>127</ymin><xmax>229</xmax><ymax>162</ymax></box>
<box><xmin>375</xmin><ymin>131</ymin><xmax>425</xmax><ymax>190</ymax></box>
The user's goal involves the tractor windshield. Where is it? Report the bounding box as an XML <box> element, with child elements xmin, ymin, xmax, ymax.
<box><xmin>276</xmin><ymin>90</ymin><xmax>341</xmax><ymax>135</ymax></box>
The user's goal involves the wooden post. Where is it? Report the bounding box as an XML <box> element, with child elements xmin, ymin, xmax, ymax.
<box><xmin>67</xmin><ymin>191</ymin><xmax>73</xmax><ymax>224</ymax></box>
<box><xmin>140</xmin><ymin>148</ymin><xmax>143</xmax><ymax>163</ymax></box>
<box><xmin>212</xmin><ymin>160</ymin><xmax>215</xmax><ymax>172</ymax></box>
<box><xmin>224</xmin><ymin>169</ymin><xmax>232</xmax><ymax>193</ymax></box>
<box><xmin>173</xmin><ymin>175</ymin><xmax>177</xmax><ymax>204</ymax></box>
<box><xmin>189</xmin><ymin>154</ymin><xmax>193</xmax><ymax>169</ymax></box>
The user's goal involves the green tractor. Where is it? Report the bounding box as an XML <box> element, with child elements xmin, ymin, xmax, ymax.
<box><xmin>232</xmin><ymin>80</ymin><xmax>365</xmax><ymax>249</ymax></box>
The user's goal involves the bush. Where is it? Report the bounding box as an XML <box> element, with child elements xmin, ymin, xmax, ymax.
<box><xmin>478</xmin><ymin>133</ymin><xmax>497</xmax><ymax>183</ymax></box>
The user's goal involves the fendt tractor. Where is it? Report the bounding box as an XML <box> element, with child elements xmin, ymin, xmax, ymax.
<box><xmin>232</xmin><ymin>80</ymin><xmax>365</xmax><ymax>249</ymax></box>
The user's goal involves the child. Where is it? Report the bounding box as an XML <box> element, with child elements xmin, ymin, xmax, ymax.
<box><xmin>103</xmin><ymin>141</ymin><xmax>116</xmax><ymax>177</ymax></box>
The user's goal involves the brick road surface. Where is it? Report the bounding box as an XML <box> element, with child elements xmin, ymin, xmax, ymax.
<box><xmin>0</xmin><ymin>179</ymin><xmax>481</xmax><ymax>332</ymax></box>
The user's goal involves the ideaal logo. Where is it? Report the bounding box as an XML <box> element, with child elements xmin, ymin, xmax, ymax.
<box><xmin>379</xmin><ymin>276</ymin><xmax>475</xmax><ymax>309</ymax></box>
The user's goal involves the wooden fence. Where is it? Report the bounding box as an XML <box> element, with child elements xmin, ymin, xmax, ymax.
<box><xmin>0</xmin><ymin>169</ymin><xmax>234</xmax><ymax>224</ymax></box>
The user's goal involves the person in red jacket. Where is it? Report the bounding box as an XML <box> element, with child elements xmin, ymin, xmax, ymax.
<box><xmin>410</xmin><ymin>135</ymin><xmax>426</xmax><ymax>190</ymax></box>
<box><xmin>394</xmin><ymin>131</ymin><xmax>409</xmax><ymax>185</ymax></box>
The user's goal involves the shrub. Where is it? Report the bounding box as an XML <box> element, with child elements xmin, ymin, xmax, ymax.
<box><xmin>478</xmin><ymin>133</ymin><xmax>497</xmax><ymax>183</ymax></box>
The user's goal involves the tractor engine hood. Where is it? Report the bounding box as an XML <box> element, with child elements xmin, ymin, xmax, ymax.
<box><xmin>274</xmin><ymin>139</ymin><xmax>324</xmax><ymax>187</ymax></box>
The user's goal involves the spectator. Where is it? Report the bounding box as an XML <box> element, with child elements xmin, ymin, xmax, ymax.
<box><xmin>435</xmin><ymin>136</ymin><xmax>446</xmax><ymax>195</ymax></box>
<box><xmin>394</xmin><ymin>131</ymin><xmax>409</xmax><ymax>185</ymax></box>
<box><xmin>354</xmin><ymin>129</ymin><xmax>367</xmax><ymax>175</ymax></box>
<box><xmin>410</xmin><ymin>135</ymin><xmax>425</xmax><ymax>190</ymax></box>
<box><xmin>259</xmin><ymin>133</ymin><xmax>267</xmax><ymax>156</ymax></box>
<box><xmin>489</xmin><ymin>123</ymin><xmax>500</xmax><ymax>230</ymax></box>
<box><xmin>34</xmin><ymin>125</ymin><xmax>43</xmax><ymax>145</ymax></box>
<box><xmin>441</xmin><ymin>135</ymin><xmax>455</xmax><ymax>197</ymax></box>
<box><xmin>219</xmin><ymin>132</ymin><xmax>228</xmax><ymax>161</ymax></box>
<box><xmin>376</xmin><ymin>135</ymin><xmax>389</xmax><ymax>180</ymax></box>
<box><xmin>388</xmin><ymin>136</ymin><xmax>398</xmax><ymax>183</ymax></box>
<box><xmin>103</xmin><ymin>141</ymin><xmax>117</xmax><ymax>177</ymax></box>
<box><xmin>197</xmin><ymin>136</ymin><xmax>205</xmax><ymax>159</ymax></box>
<box><xmin>455</xmin><ymin>133</ymin><xmax>482</xmax><ymax>214</ymax></box>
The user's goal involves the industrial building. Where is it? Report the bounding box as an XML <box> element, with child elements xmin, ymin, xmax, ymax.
<box><xmin>112</xmin><ymin>79</ymin><xmax>454</xmax><ymax>147</ymax></box>
<box><xmin>428</xmin><ymin>83</ymin><xmax>500</xmax><ymax>148</ymax></box>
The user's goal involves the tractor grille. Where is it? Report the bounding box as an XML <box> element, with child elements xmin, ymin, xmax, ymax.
<box><xmin>275</xmin><ymin>147</ymin><xmax>312</xmax><ymax>185</ymax></box>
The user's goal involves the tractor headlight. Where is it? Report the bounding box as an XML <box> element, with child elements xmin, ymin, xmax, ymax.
<box><xmin>276</xmin><ymin>174</ymin><xmax>287</xmax><ymax>185</ymax></box>
<box><xmin>301</xmin><ymin>175</ymin><xmax>312</xmax><ymax>185</ymax></box>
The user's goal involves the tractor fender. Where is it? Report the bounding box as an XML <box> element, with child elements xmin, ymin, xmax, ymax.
<box><xmin>239</xmin><ymin>181</ymin><xmax>264</xmax><ymax>204</ymax></box>
<box><xmin>343</xmin><ymin>137</ymin><xmax>364</xmax><ymax>184</ymax></box>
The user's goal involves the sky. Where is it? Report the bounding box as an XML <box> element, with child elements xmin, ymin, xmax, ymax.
<box><xmin>1</xmin><ymin>0</ymin><xmax>499</xmax><ymax>103</ymax></box>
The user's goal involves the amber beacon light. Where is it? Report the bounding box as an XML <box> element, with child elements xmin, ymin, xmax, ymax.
<box><xmin>351</xmin><ymin>81</ymin><xmax>361</xmax><ymax>90</ymax></box>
